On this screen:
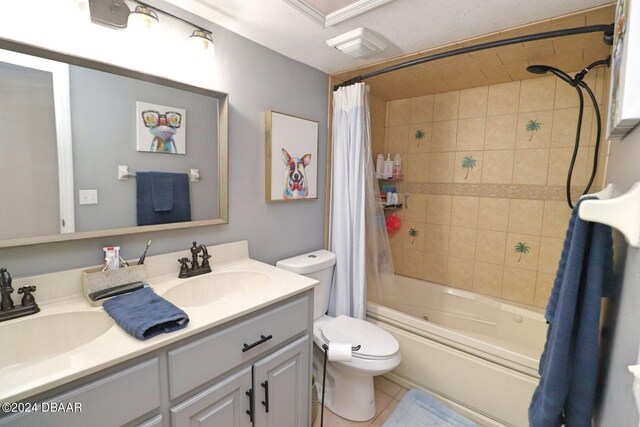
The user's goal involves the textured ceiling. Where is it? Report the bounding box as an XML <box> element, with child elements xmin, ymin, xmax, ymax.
<box><xmin>166</xmin><ymin>0</ymin><xmax>613</xmax><ymax>75</ymax></box>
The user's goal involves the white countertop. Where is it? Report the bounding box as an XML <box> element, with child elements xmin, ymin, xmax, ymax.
<box><xmin>0</xmin><ymin>248</ymin><xmax>317</xmax><ymax>403</ymax></box>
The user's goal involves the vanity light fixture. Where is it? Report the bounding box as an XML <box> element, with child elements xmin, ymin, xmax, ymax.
<box><xmin>128</xmin><ymin>5</ymin><xmax>159</xmax><ymax>30</ymax></box>
<box><xmin>88</xmin><ymin>0</ymin><xmax>214</xmax><ymax>50</ymax></box>
<box><xmin>188</xmin><ymin>30</ymin><xmax>214</xmax><ymax>50</ymax></box>
<box><xmin>88</xmin><ymin>0</ymin><xmax>130</xmax><ymax>29</ymax></box>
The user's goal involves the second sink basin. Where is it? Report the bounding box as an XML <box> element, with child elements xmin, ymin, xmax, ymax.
<box><xmin>0</xmin><ymin>311</ymin><xmax>115</xmax><ymax>370</ymax></box>
<box><xmin>162</xmin><ymin>271</ymin><xmax>271</xmax><ymax>307</ymax></box>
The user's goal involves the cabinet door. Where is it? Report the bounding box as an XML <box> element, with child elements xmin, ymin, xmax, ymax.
<box><xmin>170</xmin><ymin>366</ymin><xmax>252</xmax><ymax>427</ymax></box>
<box><xmin>253</xmin><ymin>336</ymin><xmax>310</xmax><ymax>427</ymax></box>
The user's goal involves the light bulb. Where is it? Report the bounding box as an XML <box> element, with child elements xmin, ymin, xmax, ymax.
<box><xmin>189</xmin><ymin>30</ymin><xmax>214</xmax><ymax>50</ymax></box>
<box><xmin>128</xmin><ymin>6</ymin><xmax>159</xmax><ymax>30</ymax></box>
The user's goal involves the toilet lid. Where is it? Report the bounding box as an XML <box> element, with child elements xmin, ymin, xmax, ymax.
<box><xmin>321</xmin><ymin>315</ymin><xmax>399</xmax><ymax>360</ymax></box>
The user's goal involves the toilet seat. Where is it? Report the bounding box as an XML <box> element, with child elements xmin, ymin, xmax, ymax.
<box><xmin>319</xmin><ymin>315</ymin><xmax>399</xmax><ymax>360</ymax></box>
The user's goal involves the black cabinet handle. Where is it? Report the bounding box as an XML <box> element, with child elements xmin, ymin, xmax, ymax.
<box><xmin>261</xmin><ymin>380</ymin><xmax>270</xmax><ymax>413</ymax></box>
<box><xmin>242</xmin><ymin>334</ymin><xmax>273</xmax><ymax>352</ymax></box>
<box><xmin>245</xmin><ymin>388</ymin><xmax>254</xmax><ymax>422</ymax></box>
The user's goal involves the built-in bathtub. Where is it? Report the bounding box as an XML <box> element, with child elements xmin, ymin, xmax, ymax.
<box><xmin>367</xmin><ymin>275</ymin><xmax>548</xmax><ymax>427</ymax></box>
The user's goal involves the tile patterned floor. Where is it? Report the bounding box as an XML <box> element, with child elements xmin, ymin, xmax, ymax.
<box><xmin>312</xmin><ymin>376</ymin><xmax>408</xmax><ymax>427</ymax></box>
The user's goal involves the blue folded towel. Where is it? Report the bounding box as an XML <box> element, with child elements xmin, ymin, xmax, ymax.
<box><xmin>150</xmin><ymin>172</ymin><xmax>174</xmax><ymax>212</ymax></box>
<box><xmin>136</xmin><ymin>172</ymin><xmax>191</xmax><ymax>226</ymax></box>
<box><xmin>102</xmin><ymin>287</ymin><xmax>189</xmax><ymax>340</ymax></box>
<box><xmin>529</xmin><ymin>197</ymin><xmax>613</xmax><ymax>427</ymax></box>
<box><xmin>383</xmin><ymin>389</ymin><xmax>480</xmax><ymax>427</ymax></box>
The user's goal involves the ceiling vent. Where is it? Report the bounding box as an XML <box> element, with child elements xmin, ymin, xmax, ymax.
<box><xmin>326</xmin><ymin>27</ymin><xmax>386</xmax><ymax>58</ymax></box>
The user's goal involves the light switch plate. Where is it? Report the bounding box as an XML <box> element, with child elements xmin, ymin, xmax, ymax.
<box><xmin>79</xmin><ymin>189</ymin><xmax>98</xmax><ymax>205</ymax></box>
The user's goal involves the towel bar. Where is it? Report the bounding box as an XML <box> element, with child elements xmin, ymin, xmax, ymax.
<box><xmin>118</xmin><ymin>165</ymin><xmax>201</xmax><ymax>182</ymax></box>
<box><xmin>578</xmin><ymin>182</ymin><xmax>640</xmax><ymax>248</ymax></box>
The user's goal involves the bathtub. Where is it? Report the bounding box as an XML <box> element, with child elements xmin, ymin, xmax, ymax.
<box><xmin>366</xmin><ymin>275</ymin><xmax>548</xmax><ymax>427</ymax></box>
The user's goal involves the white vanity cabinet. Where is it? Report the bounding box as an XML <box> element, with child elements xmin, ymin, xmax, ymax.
<box><xmin>0</xmin><ymin>291</ymin><xmax>313</xmax><ymax>427</ymax></box>
<box><xmin>168</xmin><ymin>294</ymin><xmax>311</xmax><ymax>426</ymax></box>
<box><xmin>169</xmin><ymin>336</ymin><xmax>309</xmax><ymax>427</ymax></box>
<box><xmin>0</xmin><ymin>358</ymin><xmax>162</xmax><ymax>427</ymax></box>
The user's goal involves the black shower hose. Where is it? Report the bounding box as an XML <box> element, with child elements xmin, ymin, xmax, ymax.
<box><xmin>566</xmin><ymin>80</ymin><xmax>602</xmax><ymax>209</ymax></box>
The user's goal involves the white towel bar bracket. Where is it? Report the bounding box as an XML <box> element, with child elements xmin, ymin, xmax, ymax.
<box><xmin>578</xmin><ymin>182</ymin><xmax>640</xmax><ymax>248</ymax></box>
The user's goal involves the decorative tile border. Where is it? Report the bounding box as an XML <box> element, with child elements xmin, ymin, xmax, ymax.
<box><xmin>396</xmin><ymin>182</ymin><xmax>597</xmax><ymax>201</ymax></box>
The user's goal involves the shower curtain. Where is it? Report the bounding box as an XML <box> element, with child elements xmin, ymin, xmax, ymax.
<box><xmin>328</xmin><ymin>82</ymin><xmax>395</xmax><ymax>319</ymax></box>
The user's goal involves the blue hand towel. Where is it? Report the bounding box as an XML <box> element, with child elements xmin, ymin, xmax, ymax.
<box><xmin>383</xmin><ymin>389</ymin><xmax>480</xmax><ymax>427</ymax></box>
<box><xmin>102</xmin><ymin>287</ymin><xmax>189</xmax><ymax>340</ymax></box>
<box><xmin>150</xmin><ymin>172</ymin><xmax>174</xmax><ymax>212</ymax></box>
<box><xmin>136</xmin><ymin>172</ymin><xmax>191</xmax><ymax>226</ymax></box>
<box><xmin>529</xmin><ymin>197</ymin><xmax>613</xmax><ymax>427</ymax></box>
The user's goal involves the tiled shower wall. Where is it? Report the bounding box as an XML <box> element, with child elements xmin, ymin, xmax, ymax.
<box><xmin>376</xmin><ymin>69</ymin><xmax>609</xmax><ymax>309</ymax></box>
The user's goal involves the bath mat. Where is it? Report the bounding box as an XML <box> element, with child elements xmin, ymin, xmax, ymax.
<box><xmin>383</xmin><ymin>389</ymin><xmax>480</xmax><ymax>427</ymax></box>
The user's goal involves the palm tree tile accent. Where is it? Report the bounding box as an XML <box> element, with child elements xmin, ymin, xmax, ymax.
<box><xmin>461</xmin><ymin>155</ymin><xmax>477</xmax><ymax>180</ymax></box>
<box><xmin>525</xmin><ymin>119</ymin><xmax>542</xmax><ymax>142</ymax></box>
<box><xmin>414</xmin><ymin>129</ymin><xmax>426</xmax><ymax>147</ymax></box>
<box><xmin>409</xmin><ymin>227</ymin><xmax>419</xmax><ymax>244</ymax></box>
<box><xmin>514</xmin><ymin>242</ymin><xmax>530</xmax><ymax>262</ymax></box>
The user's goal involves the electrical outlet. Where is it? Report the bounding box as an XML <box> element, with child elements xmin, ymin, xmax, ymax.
<box><xmin>79</xmin><ymin>189</ymin><xmax>98</xmax><ymax>205</ymax></box>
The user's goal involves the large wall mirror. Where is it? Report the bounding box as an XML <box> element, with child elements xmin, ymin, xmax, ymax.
<box><xmin>0</xmin><ymin>39</ymin><xmax>228</xmax><ymax>248</ymax></box>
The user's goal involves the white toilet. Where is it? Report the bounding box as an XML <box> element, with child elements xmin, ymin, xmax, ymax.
<box><xmin>277</xmin><ymin>250</ymin><xmax>401</xmax><ymax>422</ymax></box>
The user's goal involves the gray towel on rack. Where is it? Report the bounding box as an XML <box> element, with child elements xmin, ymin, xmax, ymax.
<box><xmin>136</xmin><ymin>172</ymin><xmax>191</xmax><ymax>226</ymax></box>
<box><xmin>102</xmin><ymin>287</ymin><xmax>189</xmax><ymax>340</ymax></box>
<box><xmin>150</xmin><ymin>172</ymin><xmax>174</xmax><ymax>211</ymax></box>
<box><xmin>529</xmin><ymin>196</ymin><xmax>613</xmax><ymax>427</ymax></box>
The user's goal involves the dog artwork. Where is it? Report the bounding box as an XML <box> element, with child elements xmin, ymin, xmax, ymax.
<box><xmin>141</xmin><ymin>110</ymin><xmax>183</xmax><ymax>153</ymax></box>
<box><xmin>282</xmin><ymin>148</ymin><xmax>312</xmax><ymax>199</ymax></box>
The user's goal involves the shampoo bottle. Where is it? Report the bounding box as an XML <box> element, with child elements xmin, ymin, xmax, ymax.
<box><xmin>390</xmin><ymin>187</ymin><xmax>399</xmax><ymax>205</ymax></box>
<box><xmin>376</xmin><ymin>154</ymin><xmax>384</xmax><ymax>177</ymax></box>
<box><xmin>393</xmin><ymin>153</ymin><xmax>402</xmax><ymax>178</ymax></box>
<box><xmin>383</xmin><ymin>153</ymin><xmax>393</xmax><ymax>178</ymax></box>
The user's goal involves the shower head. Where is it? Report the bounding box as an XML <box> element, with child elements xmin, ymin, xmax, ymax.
<box><xmin>526</xmin><ymin>65</ymin><xmax>574</xmax><ymax>85</ymax></box>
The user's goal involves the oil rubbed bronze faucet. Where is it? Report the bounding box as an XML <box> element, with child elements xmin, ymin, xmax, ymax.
<box><xmin>0</xmin><ymin>268</ymin><xmax>39</xmax><ymax>322</ymax></box>
<box><xmin>178</xmin><ymin>242</ymin><xmax>212</xmax><ymax>278</ymax></box>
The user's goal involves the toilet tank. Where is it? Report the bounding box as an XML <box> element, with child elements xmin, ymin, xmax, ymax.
<box><xmin>276</xmin><ymin>250</ymin><xmax>336</xmax><ymax>320</ymax></box>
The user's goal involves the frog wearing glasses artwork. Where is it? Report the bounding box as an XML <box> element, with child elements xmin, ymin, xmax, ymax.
<box><xmin>141</xmin><ymin>110</ymin><xmax>183</xmax><ymax>153</ymax></box>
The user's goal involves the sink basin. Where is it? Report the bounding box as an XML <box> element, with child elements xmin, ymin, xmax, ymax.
<box><xmin>0</xmin><ymin>311</ymin><xmax>114</xmax><ymax>370</ymax></box>
<box><xmin>162</xmin><ymin>271</ymin><xmax>270</xmax><ymax>307</ymax></box>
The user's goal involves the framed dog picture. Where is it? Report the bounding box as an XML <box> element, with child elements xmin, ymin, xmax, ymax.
<box><xmin>136</xmin><ymin>101</ymin><xmax>187</xmax><ymax>154</ymax></box>
<box><xmin>266</xmin><ymin>110</ymin><xmax>319</xmax><ymax>202</ymax></box>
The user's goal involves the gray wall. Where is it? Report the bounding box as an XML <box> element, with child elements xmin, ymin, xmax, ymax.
<box><xmin>0</xmin><ymin>62</ymin><xmax>59</xmax><ymax>239</ymax></box>
<box><xmin>0</xmin><ymin>1</ymin><xmax>329</xmax><ymax>277</ymax></box>
<box><xmin>70</xmin><ymin>65</ymin><xmax>218</xmax><ymax>231</ymax></box>
<box><xmin>596</xmin><ymin>125</ymin><xmax>640</xmax><ymax>426</ymax></box>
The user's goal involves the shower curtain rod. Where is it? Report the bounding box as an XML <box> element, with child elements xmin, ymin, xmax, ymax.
<box><xmin>334</xmin><ymin>23</ymin><xmax>614</xmax><ymax>91</ymax></box>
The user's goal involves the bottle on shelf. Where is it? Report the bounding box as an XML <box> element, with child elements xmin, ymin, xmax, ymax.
<box><xmin>376</xmin><ymin>153</ymin><xmax>384</xmax><ymax>177</ymax></box>
<box><xmin>393</xmin><ymin>153</ymin><xmax>402</xmax><ymax>179</ymax></box>
<box><xmin>383</xmin><ymin>153</ymin><xmax>393</xmax><ymax>178</ymax></box>
<box><xmin>390</xmin><ymin>191</ymin><xmax>399</xmax><ymax>205</ymax></box>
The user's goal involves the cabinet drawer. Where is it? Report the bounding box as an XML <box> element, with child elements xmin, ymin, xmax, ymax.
<box><xmin>168</xmin><ymin>294</ymin><xmax>309</xmax><ymax>399</ymax></box>
<box><xmin>0</xmin><ymin>358</ymin><xmax>160</xmax><ymax>427</ymax></box>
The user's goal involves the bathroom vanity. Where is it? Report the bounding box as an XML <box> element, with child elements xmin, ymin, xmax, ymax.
<box><xmin>0</xmin><ymin>241</ymin><xmax>316</xmax><ymax>427</ymax></box>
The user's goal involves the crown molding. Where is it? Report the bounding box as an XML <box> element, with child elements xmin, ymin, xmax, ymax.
<box><xmin>282</xmin><ymin>0</ymin><xmax>396</xmax><ymax>28</ymax></box>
